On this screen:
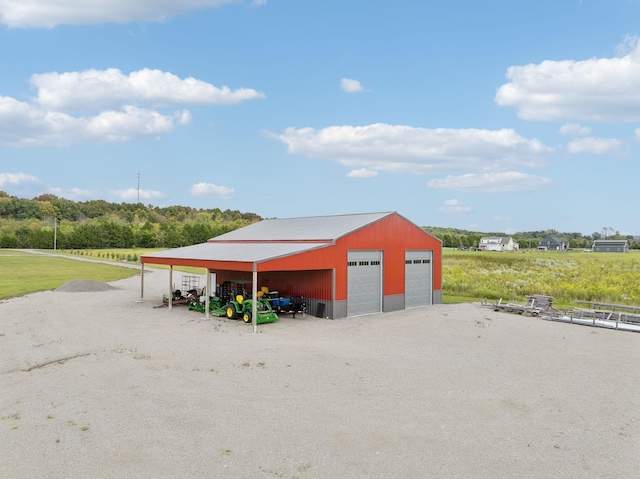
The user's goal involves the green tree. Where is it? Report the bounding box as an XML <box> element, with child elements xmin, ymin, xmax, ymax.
<box><xmin>0</xmin><ymin>233</ymin><xmax>19</xmax><ymax>248</ymax></box>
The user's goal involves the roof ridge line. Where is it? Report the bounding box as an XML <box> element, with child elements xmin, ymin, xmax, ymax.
<box><xmin>209</xmin><ymin>239</ymin><xmax>333</xmax><ymax>244</ymax></box>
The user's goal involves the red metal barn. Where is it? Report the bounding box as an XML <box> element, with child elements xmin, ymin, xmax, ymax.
<box><xmin>141</xmin><ymin>212</ymin><xmax>442</xmax><ymax>319</ymax></box>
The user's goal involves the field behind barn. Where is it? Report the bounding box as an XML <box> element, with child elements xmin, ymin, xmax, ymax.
<box><xmin>443</xmin><ymin>249</ymin><xmax>640</xmax><ymax>308</ymax></box>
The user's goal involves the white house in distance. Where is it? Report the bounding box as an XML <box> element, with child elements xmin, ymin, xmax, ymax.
<box><xmin>479</xmin><ymin>236</ymin><xmax>519</xmax><ymax>252</ymax></box>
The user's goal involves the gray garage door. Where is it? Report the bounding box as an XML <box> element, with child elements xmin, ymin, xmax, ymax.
<box><xmin>347</xmin><ymin>250</ymin><xmax>383</xmax><ymax>317</ymax></box>
<box><xmin>405</xmin><ymin>250</ymin><xmax>432</xmax><ymax>308</ymax></box>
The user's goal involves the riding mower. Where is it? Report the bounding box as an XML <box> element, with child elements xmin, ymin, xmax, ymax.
<box><xmin>225</xmin><ymin>295</ymin><xmax>279</xmax><ymax>324</ymax></box>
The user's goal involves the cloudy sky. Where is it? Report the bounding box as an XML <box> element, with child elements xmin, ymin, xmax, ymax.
<box><xmin>1</xmin><ymin>0</ymin><xmax>639</xmax><ymax>235</ymax></box>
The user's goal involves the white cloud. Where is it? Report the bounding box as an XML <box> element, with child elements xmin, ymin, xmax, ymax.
<box><xmin>31</xmin><ymin>68</ymin><xmax>264</xmax><ymax>112</ymax></box>
<box><xmin>559</xmin><ymin>123</ymin><xmax>592</xmax><ymax>136</ymax></box>
<box><xmin>190</xmin><ymin>182</ymin><xmax>235</xmax><ymax>199</ymax></box>
<box><xmin>495</xmin><ymin>39</ymin><xmax>640</xmax><ymax>121</ymax></box>
<box><xmin>47</xmin><ymin>187</ymin><xmax>96</xmax><ymax>200</ymax></box>
<box><xmin>0</xmin><ymin>67</ymin><xmax>259</xmax><ymax>147</ymax></box>
<box><xmin>346</xmin><ymin>168</ymin><xmax>378</xmax><ymax>178</ymax></box>
<box><xmin>174</xmin><ymin>110</ymin><xmax>193</xmax><ymax>125</ymax></box>
<box><xmin>0</xmin><ymin>172</ymin><xmax>43</xmax><ymax>197</ymax></box>
<box><xmin>427</xmin><ymin>172</ymin><xmax>553</xmax><ymax>193</ymax></box>
<box><xmin>86</xmin><ymin>106</ymin><xmax>177</xmax><ymax>142</ymax></box>
<box><xmin>0</xmin><ymin>172</ymin><xmax>41</xmax><ymax>188</ymax></box>
<box><xmin>439</xmin><ymin>199</ymin><xmax>473</xmax><ymax>215</ymax></box>
<box><xmin>0</xmin><ymin>0</ymin><xmax>239</xmax><ymax>28</ymax></box>
<box><xmin>110</xmin><ymin>188</ymin><xmax>167</xmax><ymax>201</ymax></box>
<box><xmin>566</xmin><ymin>137</ymin><xmax>624</xmax><ymax>155</ymax></box>
<box><xmin>616</xmin><ymin>34</ymin><xmax>639</xmax><ymax>56</ymax></box>
<box><xmin>340</xmin><ymin>78</ymin><xmax>366</xmax><ymax>93</ymax></box>
<box><xmin>0</xmin><ymin>98</ymin><xmax>186</xmax><ymax>147</ymax></box>
<box><xmin>0</xmin><ymin>178</ymin><xmax>99</xmax><ymax>201</ymax></box>
<box><xmin>273</xmin><ymin>123</ymin><xmax>551</xmax><ymax>174</ymax></box>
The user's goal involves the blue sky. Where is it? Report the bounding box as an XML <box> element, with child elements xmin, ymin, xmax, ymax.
<box><xmin>1</xmin><ymin>0</ymin><xmax>640</xmax><ymax>236</ymax></box>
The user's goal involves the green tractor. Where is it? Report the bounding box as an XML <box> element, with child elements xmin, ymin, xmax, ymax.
<box><xmin>225</xmin><ymin>295</ymin><xmax>279</xmax><ymax>324</ymax></box>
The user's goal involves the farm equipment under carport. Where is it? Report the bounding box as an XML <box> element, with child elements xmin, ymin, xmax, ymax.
<box><xmin>163</xmin><ymin>287</ymin><xmax>201</xmax><ymax>306</ymax></box>
<box><xmin>184</xmin><ymin>280</ymin><xmax>279</xmax><ymax>324</ymax></box>
<box><xmin>225</xmin><ymin>295</ymin><xmax>280</xmax><ymax>324</ymax></box>
<box><xmin>263</xmin><ymin>292</ymin><xmax>307</xmax><ymax>318</ymax></box>
<box><xmin>187</xmin><ymin>295</ymin><xmax>227</xmax><ymax>316</ymax></box>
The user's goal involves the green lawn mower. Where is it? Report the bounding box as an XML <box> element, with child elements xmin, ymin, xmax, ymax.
<box><xmin>188</xmin><ymin>296</ymin><xmax>227</xmax><ymax>316</ymax></box>
<box><xmin>225</xmin><ymin>295</ymin><xmax>279</xmax><ymax>324</ymax></box>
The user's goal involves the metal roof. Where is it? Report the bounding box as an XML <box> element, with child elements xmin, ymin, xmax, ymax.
<box><xmin>143</xmin><ymin>241</ymin><xmax>330</xmax><ymax>263</ymax></box>
<box><xmin>210</xmin><ymin>211</ymin><xmax>394</xmax><ymax>242</ymax></box>
<box><xmin>142</xmin><ymin>212</ymin><xmax>399</xmax><ymax>265</ymax></box>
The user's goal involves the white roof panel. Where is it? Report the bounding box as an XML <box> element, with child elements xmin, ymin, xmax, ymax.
<box><xmin>142</xmin><ymin>241</ymin><xmax>329</xmax><ymax>264</ymax></box>
<box><xmin>210</xmin><ymin>212</ymin><xmax>393</xmax><ymax>242</ymax></box>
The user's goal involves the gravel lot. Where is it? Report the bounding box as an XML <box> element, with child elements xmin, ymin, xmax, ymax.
<box><xmin>1</xmin><ymin>268</ymin><xmax>639</xmax><ymax>478</ymax></box>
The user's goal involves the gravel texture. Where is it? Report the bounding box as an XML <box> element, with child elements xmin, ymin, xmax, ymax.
<box><xmin>1</xmin><ymin>268</ymin><xmax>639</xmax><ymax>478</ymax></box>
<box><xmin>55</xmin><ymin>280</ymin><xmax>116</xmax><ymax>293</ymax></box>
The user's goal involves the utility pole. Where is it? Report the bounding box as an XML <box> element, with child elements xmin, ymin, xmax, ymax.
<box><xmin>137</xmin><ymin>173</ymin><xmax>140</xmax><ymax>203</ymax></box>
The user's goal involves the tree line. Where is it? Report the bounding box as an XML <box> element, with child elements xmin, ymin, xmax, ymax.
<box><xmin>0</xmin><ymin>191</ymin><xmax>261</xmax><ymax>249</ymax></box>
<box><xmin>1</xmin><ymin>191</ymin><xmax>637</xmax><ymax>250</ymax></box>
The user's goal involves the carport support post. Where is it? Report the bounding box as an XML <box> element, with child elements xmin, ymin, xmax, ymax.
<box><xmin>331</xmin><ymin>268</ymin><xmax>336</xmax><ymax>320</ymax></box>
<box><xmin>140</xmin><ymin>262</ymin><xmax>144</xmax><ymax>299</ymax></box>
<box><xmin>168</xmin><ymin>265</ymin><xmax>173</xmax><ymax>310</ymax></box>
<box><xmin>205</xmin><ymin>268</ymin><xmax>210</xmax><ymax>320</ymax></box>
<box><xmin>252</xmin><ymin>265</ymin><xmax>258</xmax><ymax>333</ymax></box>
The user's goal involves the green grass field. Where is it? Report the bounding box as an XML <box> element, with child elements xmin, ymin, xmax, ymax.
<box><xmin>443</xmin><ymin>248</ymin><xmax>640</xmax><ymax>308</ymax></box>
<box><xmin>0</xmin><ymin>250</ymin><xmax>139</xmax><ymax>300</ymax></box>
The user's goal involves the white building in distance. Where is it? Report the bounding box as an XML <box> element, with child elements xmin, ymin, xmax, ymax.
<box><xmin>479</xmin><ymin>236</ymin><xmax>519</xmax><ymax>252</ymax></box>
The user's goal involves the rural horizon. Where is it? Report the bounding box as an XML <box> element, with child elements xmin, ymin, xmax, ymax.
<box><xmin>1</xmin><ymin>190</ymin><xmax>636</xmax><ymax>241</ymax></box>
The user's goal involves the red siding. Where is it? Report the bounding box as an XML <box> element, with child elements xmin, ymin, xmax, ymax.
<box><xmin>259</xmin><ymin>270</ymin><xmax>332</xmax><ymax>299</ymax></box>
<box><xmin>258</xmin><ymin>213</ymin><xmax>441</xmax><ymax>301</ymax></box>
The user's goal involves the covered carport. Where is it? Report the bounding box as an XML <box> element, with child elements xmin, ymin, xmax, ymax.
<box><xmin>140</xmin><ymin>240</ymin><xmax>334</xmax><ymax>331</ymax></box>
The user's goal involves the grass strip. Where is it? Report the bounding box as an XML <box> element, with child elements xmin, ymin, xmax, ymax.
<box><xmin>0</xmin><ymin>254</ymin><xmax>138</xmax><ymax>300</ymax></box>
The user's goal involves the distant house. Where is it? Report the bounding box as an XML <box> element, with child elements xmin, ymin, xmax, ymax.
<box><xmin>537</xmin><ymin>237</ymin><xmax>568</xmax><ymax>251</ymax></box>
<box><xmin>479</xmin><ymin>236</ymin><xmax>519</xmax><ymax>252</ymax></box>
<box><xmin>592</xmin><ymin>239</ymin><xmax>629</xmax><ymax>253</ymax></box>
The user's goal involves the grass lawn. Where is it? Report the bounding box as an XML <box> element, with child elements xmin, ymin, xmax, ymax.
<box><xmin>0</xmin><ymin>250</ymin><xmax>139</xmax><ymax>300</ymax></box>
<box><xmin>0</xmin><ymin>249</ymin><xmax>33</xmax><ymax>256</ymax></box>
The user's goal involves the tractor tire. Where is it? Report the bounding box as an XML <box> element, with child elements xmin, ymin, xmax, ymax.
<box><xmin>226</xmin><ymin>305</ymin><xmax>237</xmax><ymax>319</ymax></box>
<box><xmin>243</xmin><ymin>312</ymin><xmax>252</xmax><ymax>323</ymax></box>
